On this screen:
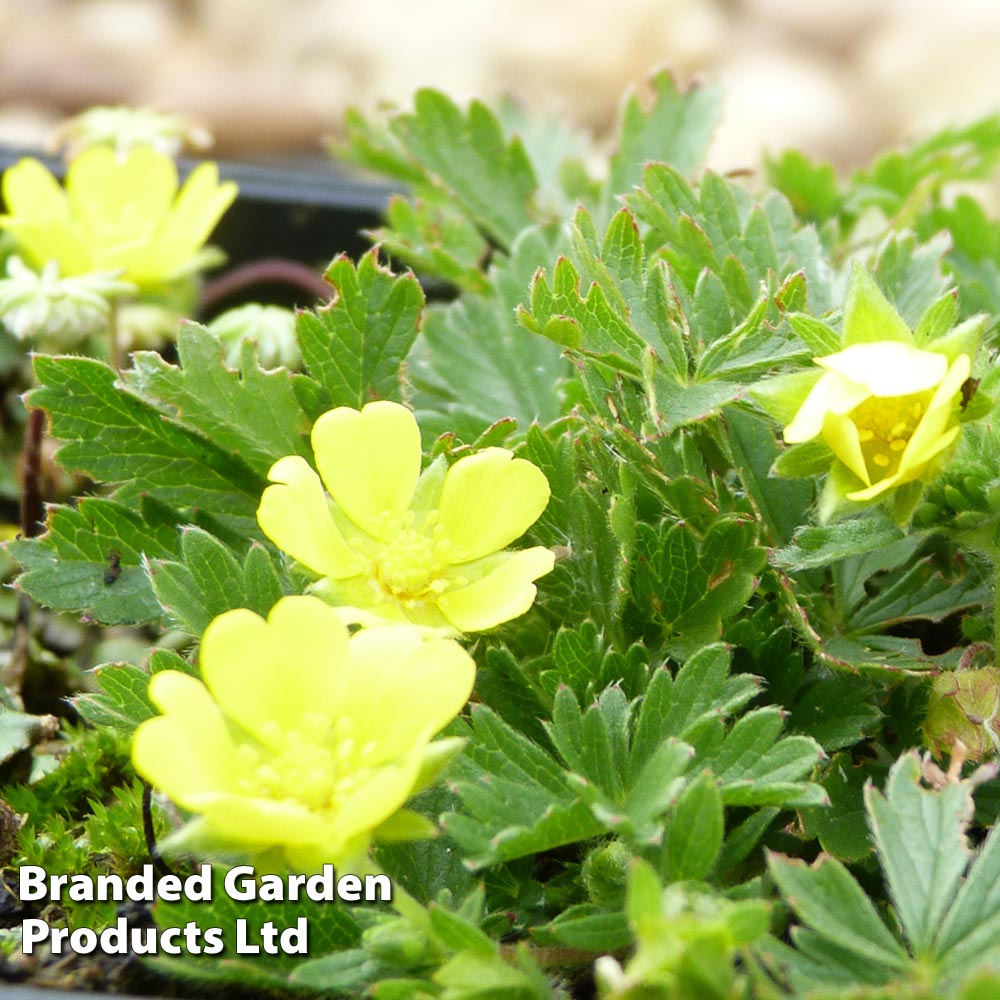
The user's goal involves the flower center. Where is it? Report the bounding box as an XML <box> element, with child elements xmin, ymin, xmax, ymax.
<box><xmin>236</xmin><ymin>714</ymin><xmax>377</xmax><ymax>814</ymax></box>
<box><xmin>369</xmin><ymin>514</ymin><xmax>452</xmax><ymax>604</ymax></box>
<box><xmin>849</xmin><ymin>390</ymin><xmax>932</xmax><ymax>483</ymax></box>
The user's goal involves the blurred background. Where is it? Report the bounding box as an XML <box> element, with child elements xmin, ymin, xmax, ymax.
<box><xmin>0</xmin><ymin>0</ymin><xmax>997</xmax><ymax>171</ymax></box>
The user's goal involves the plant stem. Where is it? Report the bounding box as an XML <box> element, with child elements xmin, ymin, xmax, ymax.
<box><xmin>200</xmin><ymin>257</ymin><xmax>333</xmax><ymax>315</ymax></box>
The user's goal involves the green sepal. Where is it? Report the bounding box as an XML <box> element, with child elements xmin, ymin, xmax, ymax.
<box><xmin>923</xmin><ymin>313</ymin><xmax>988</xmax><ymax>365</ymax></box>
<box><xmin>817</xmin><ymin>461</ymin><xmax>868</xmax><ymax>524</ymax></box>
<box><xmin>842</xmin><ymin>262</ymin><xmax>912</xmax><ymax>345</ymax></box>
<box><xmin>411</xmin><ymin>736</ymin><xmax>467</xmax><ymax>795</ymax></box>
<box><xmin>372</xmin><ymin>809</ymin><xmax>440</xmax><ymax>844</ymax></box>
<box><xmin>913</xmin><ymin>290</ymin><xmax>959</xmax><ymax>345</ymax></box>
<box><xmin>890</xmin><ymin>479</ymin><xmax>926</xmax><ymax>527</ymax></box>
<box><xmin>772</xmin><ymin>438</ymin><xmax>833</xmax><ymax>479</ymax></box>
<box><xmin>750</xmin><ymin>369</ymin><xmax>822</xmax><ymax>424</ymax></box>
<box><xmin>788</xmin><ymin>312</ymin><xmax>841</xmax><ymax>356</ymax></box>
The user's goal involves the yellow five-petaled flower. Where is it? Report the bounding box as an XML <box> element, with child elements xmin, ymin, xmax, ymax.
<box><xmin>0</xmin><ymin>145</ymin><xmax>236</xmax><ymax>291</ymax></box>
<box><xmin>761</xmin><ymin>263</ymin><xmax>987</xmax><ymax>521</ymax></box>
<box><xmin>784</xmin><ymin>340</ymin><xmax>970</xmax><ymax>502</ymax></box>
<box><xmin>257</xmin><ymin>400</ymin><xmax>555</xmax><ymax>632</ymax></box>
<box><xmin>132</xmin><ymin>596</ymin><xmax>475</xmax><ymax>871</ymax></box>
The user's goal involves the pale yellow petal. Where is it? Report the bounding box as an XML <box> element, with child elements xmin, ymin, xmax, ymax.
<box><xmin>899</xmin><ymin>354</ymin><xmax>971</xmax><ymax>474</ymax></box>
<box><xmin>202</xmin><ymin>795</ymin><xmax>329</xmax><ymax>845</ymax></box>
<box><xmin>783</xmin><ymin>372</ymin><xmax>868</xmax><ymax>444</ymax></box>
<box><xmin>437</xmin><ymin>546</ymin><xmax>554</xmax><ymax>632</ymax></box>
<box><xmin>816</xmin><ymin>342</ymin><xmax>947</xmax><ymax>397</ymax></box>
<box><xmin>2</xmin><ymin>158</ymin><xmax>70</xmax><ymax>221</ymax></box>
<box><xmin>67</xmin><ymin>146</ymin><xmax>177</xmax><ymax>240</ymax></box>
<box><xmin>333</xmin><ymin>750</ymin><xmax>426</xmax><ymax>843</ymax></box>
<box><xmin>339</xmin><ymin>628</ymin><xmax>474</xmax><ymax>762</ymax></box>
<box><xmin>437</xmin><ymin>448</ymin><xmax>550</xmax><ymax>563</ymax></box>
<box><xmin>130</xmin><ymin>163</ymin><xmax>237</xmax><ymax>283</ymax></box>
<box><xmin>159</xmin><ymin>162</ymin><xmax>238</xmax><ymax>253</ymax></box>
<box><xmin>257</xmin><ymin>455</ymin><xmax>360</xmax><ymax>578</ymax></box>
<box><xmin>0</xmin><ymin>221</ymin><xmax>94</xmax><ymax>275</ymax></box>
<box><xmin>820</xmin><ymin>411</ymin><xmax>870</xmax><ymax>486</ymax></box>
<box><xmin>312</xmin><ymin>402</ymin><xmax>422</xmax><ymax>539</ymax></box>
<box><xmin>133</xmin><ymin>671</ymin><xmax>241</xmax><ymax>805</ymax></box>
<box><xmin>846</xmin><ymin>427</ymin><xmax>960</xmax><ymax>502</ymax></box>
<box><xmin>200</xmin><ymin>598</ymin><xmax>352</xmax><ymax>746</ymax></box>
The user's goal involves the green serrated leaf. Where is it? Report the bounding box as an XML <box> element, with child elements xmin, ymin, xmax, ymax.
<box><xmin>866</xmin><ymin>751</ymin><xmax>971</xmax><ymax>958</ymax></box>
<box><xmin>297</xmin><ymin>249</ymin><xmax>423</xmax><ymax>410</ymax></box>
<box><xmin>765</xmin><ymin>149</ymin><xmax>841</xmax><ymax>224</ymax></box>
<box><xmin>767</xmin><ymin>853</ymin><xmax>910</xmax><ymax>974</ymax></box>
<box><xmin>153</xmin><ymin>878</ymin><xmax>361</xmax><ymax>991</ymax></box>
<box><xmin>391</xmin><ymin>89</ymin><xmax>539</xmax><ymax>247</ymax></box>
<box><xmin>799</xmin><ymin>753</ymin><xmax>882</xmax><ymax>862</ymax></box>
<box><xmin>606</xmin><ymin>71</ymin><xmax>722</xmax><ymax>205</ymax></box>
<box><xmin>539</xmin><ymin>906</ymin><xmax>632</xmax><ymax>952</ymax></box>
<box><xmin>148</xmin><ymin>528</ymin><xmax>281</xmax><ymax>637</ymax></box>
<box><xmin>773</xmin><ymin>515</ymin><xmax>905</xmax><ymax>571</ymax></box>
<box><xmin>412</xmin><ymin>227</ymin><xmax>570</xmax><ymax>442</ymax></box>
<box><xmin>369</xmin><ymin>195</ymin><xmax>491</xmax><ymax>292</ymax></box>
<box><xmin>9</xmin><ymin>498</ymin><xmax>181</xmax><ymax>624</ymax></box>
<box><xmin>632</xmin><ymin>519</ymin><xmax>766</xmax><ymax>656</ymax></box>
<box><xmin>124</xmin><ymin>322</ymin><xmax>310</xmax><ymax>478</ymax></box>
<box><xmin>74</xmin><ymin>663</ymin><xmax>155</xmax><ymax>732</ymax></box>
<box><xmin>29</xmin><ymin>355</ymin><xmax>264</xmax><ymax>526</ymax></box>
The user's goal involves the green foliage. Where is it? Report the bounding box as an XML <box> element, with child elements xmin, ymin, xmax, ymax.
<box><xmin>443</xmin><ymin>645</ymin><xmax>822</xmax><ymax>873</ymax></box>
<box><xmin>630</xmin><ymin>517</ymin><xmax>766</xmax><ymax>656</ymax></box>
<box><xmin>297</xmin><ymin>248</ymin><xmax>424</xmax><ymax>410</ymax></box>
<box><xmin>766</xmin><ymin>752</ymin><xmax>1000</xmax><ymax>998</ymax></box>
<box><xmin>7</xmin><ymin>78</ymin><xmax>1000</xmax><ymax>1000</ymax></box>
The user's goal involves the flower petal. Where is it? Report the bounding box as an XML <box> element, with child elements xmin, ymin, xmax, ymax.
<box><xmin>0</xmin><ymin>160</ymin><xmax>92</xmax><ymax>272</ymax></box>
<box><xmin>67</xmin><ymin>146</ymin><xmax>177</xmax><ymax>239</ymax></box>
<box><xmin>133</xmin><ymin>672</ymin><xmax>241</xmax><ymax>807</ymax></box>
<box><xmin>338</xmin><ymin>628</ymin><xmax>474</xmax><ymax>762</ymax></box>
<box><xmin>899</xmin><ymin>354</ymin><xmax>971</xmax><ymax>475</ymax></box>
<box><xmin>2</xmin><ymin>158</ymin><xmax>70</xmax><ymax>221</ymax></box>
<box><xmin>131</xmin><ymin>162</ymin><xmax>237</xmax><ymax>284</ymax></box>
<box><xmin>816</xmin><ymin>342</ymin><xmax>948</xmax><ymax>397</ymax></box>
<box><xmin>199</xmin><ymin>598</ymin><xmax>351</xmax><ymax>746</ymax></box>
<box><xmin>333</xmin><ymin>750</ymin><xmax>426</xmax><ymax>843</ymax></box>
<box><xmin>311</xmin><ymin>402</ymin><xmax>422</xmax><ymax>540</ymax></box>
<box><xmin>821</xmin><ymin>411</ymin><xmax>870</xmax><ymax>486</ymax></box>
<box><xmin>158</xmin><ymin>162</ymin><xmax>238</xmax><ymax>255</ymax></box>
<box><xmin>258</xmin><ymin>455</ymin><xmax>360</xmax><ymax>579</ymax></box>
<box><xmin>0</xmin><ymin>220</ymin><xmax>94</xmax><ymax>276</ymax></box>
<box><xmin>846</xmin><ymin>427</ymin><xmax>960</xmax><ymax>502</ymax></box>
<box><xmin>784</xmin><ymin>371</ymin><xmax>869</xmax><ymax>444</ymax></box>
<box><xmin>201</xmin><ymin>795</ymin><xmax>330</xmax><ymax>845</ymax></box>
<box><xmin>437</xmin><ymin>448</ymin><xmax>550</xmax><ymax>563</ymax></box>
<box><xmin>437</xmin><ymin>546</ymin><xmax>555</xmax><ymax>632</ymax></box>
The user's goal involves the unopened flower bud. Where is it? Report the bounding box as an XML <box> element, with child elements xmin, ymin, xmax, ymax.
<box><xmin>923</xmin><ymin>666</ymin><xmax>1000</xmax><ymax>761</ymax></box>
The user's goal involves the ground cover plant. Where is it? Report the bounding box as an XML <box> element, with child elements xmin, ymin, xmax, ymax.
<box><xmin>1</xmin><ymin>79</ymin><xmax>1000</xmax><ymax>998</ymax></box>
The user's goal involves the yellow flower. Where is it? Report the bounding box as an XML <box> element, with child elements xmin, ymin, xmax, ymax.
<box><xmin>0</xmin><ymin>146</ymin><xmax>236</xmax><ymax>290</ymax></box>
<box><xmin>257</xmin><ymin>401</ymin><xmax>554</xmax><ymax>632</ymax></box>
<box><xmin>132</xmin><ymin>595</ymin><xmax>474</xmax><ymax>870</ymax></box>
<box><xmin>784</xmin><ymin>340</ymin><xmax>971</xmax><ymax>502</ymax></box>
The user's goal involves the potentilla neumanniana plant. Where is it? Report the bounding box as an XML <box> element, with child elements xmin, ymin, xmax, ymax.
<box><xmin>257</xmin><ymin>400</ymin><xmax>555</xmax><ymax>632</ymax></box>
<box><xmin>756</xmin><ymin>263</ymin><xmax>987</xmax><ymax>524</ymax></box>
